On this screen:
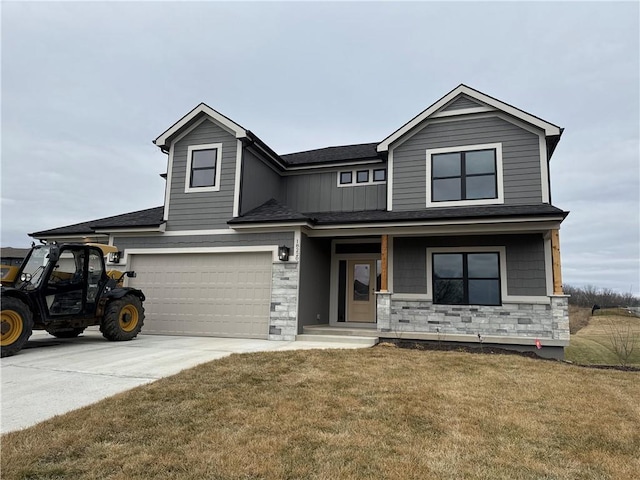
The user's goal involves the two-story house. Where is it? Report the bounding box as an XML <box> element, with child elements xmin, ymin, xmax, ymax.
<box><xmin>32</xmin><ymin>85</ymin><xmax>570</xmax><ymax>358</ymax></box>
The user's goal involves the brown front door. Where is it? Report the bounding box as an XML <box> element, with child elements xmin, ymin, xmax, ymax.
<box><xmin>347</xmin><ymin>259</ymin><xmax>376</xmax><ymax>323</ymax></box>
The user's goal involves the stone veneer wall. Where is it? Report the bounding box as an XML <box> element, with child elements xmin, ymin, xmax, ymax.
<box><xmin>268</xmin><ymin>262</ymin><xmax>299</xmax><ymax>341</ymax></box>
<box><xmin>386</xmin><ymin>295</ymin><xmax>570</xmax><ymax>341</ymax></box>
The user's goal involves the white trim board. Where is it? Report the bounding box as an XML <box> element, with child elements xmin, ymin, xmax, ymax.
<box><xmin>233</xmin><ymin>139</ymin><xmax>243</xmax><ymax>217</ymax></box>
<box><xmin>377</xmin><ymin>85</ymin><xmax>561</xmax><ymax>152</ymax></box>
<box><xmin>124</xmin><ymin>245</ymin><xmax>285</xmax><ymax>264</ymax></box>
<box><xmin>155</xmin><ymin>103</ymin><xmax>247</xmax><ymax>148</ymax></box>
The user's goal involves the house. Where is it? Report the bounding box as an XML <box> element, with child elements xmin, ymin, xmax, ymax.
<box><xmin>1</xmin><ymin>247</ymin><xmax>31</xmax><ymax>267</ymax></box>
<box><xmin>32</xmin><ymin>84</ymin><xmax>570</xmax><ymax>358</ymax></box>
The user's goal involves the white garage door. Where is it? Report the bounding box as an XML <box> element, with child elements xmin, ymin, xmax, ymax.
<box><xmin>128</xmin><ymin>252</ymin><xmax>272</xmax><ymax>339</ymax></box>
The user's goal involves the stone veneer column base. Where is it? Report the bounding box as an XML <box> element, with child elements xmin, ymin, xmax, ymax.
<box><xmin>376</xmin><ymin>292</ymin><xmax>392</xmax><ymax>332</ymax></box>
<box><xmin>268</xmin><ymin>262</ymin><xmax>299</xmax><ymax>341</ymax></box>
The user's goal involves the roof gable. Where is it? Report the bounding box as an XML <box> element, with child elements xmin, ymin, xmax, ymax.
<box><xmin>154</xmin><ymin>103</ymin><xmax>247</xmax><ymax>149</ymax></box>
<box><xmin>377</xmin><ymin>84</ymin><xmax>562</xmax><ymax>152</ymax></box>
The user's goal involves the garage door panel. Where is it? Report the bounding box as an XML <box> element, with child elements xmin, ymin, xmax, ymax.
<box><xmin>128</xmin><ymin>252</ymin><xmax>272</xmax><ymax>338</ymax></box>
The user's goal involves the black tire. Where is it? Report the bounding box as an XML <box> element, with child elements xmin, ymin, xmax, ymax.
<box><xmin>100</xmin><ymin>294</ymin><xmax>144</xmax><ymax>341</ymax></box>
<box><xmin>1</xmin><ymin>297</ymin><xmax>34</xmax><ymax>358</ymax></box>
<box><xmin>46</xmin><ymin>327</ymin><xmax>86</xmax><ymax>338</ymax></box>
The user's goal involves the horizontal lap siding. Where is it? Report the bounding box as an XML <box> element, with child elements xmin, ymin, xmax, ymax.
<box><xmin>285</xmin><ymin>170</ymin><xmax>386</xmax><ymax>213</ymax></box>
<box><xmin>393</xmin><ymin>116</ymin><xmax>542</xmax><ymax>210</ymax></box>
<box><xmin>393</xmin><ymin>234</ymin><xmax>547</xmax><ymax>297</ymax></box>
<box><xmin>440</xmin><ymin>94</ymin><xmax>484</xmax><ymax>111</ymax></box>
<box><xmin>168</xmin><ymin>120</ymin><xmax>237</xmax><ymax>230</ymax></box>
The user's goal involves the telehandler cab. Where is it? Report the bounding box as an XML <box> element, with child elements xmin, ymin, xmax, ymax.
<box><xmin>1</xmin><ymin>243</ymin><xmax>145</xmax><ymax>358</ymax></box>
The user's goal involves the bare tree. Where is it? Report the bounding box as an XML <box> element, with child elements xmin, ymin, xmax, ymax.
<box><xmin>605</xmin><ymin>318</ymin><xmax>638</xmax><ymax>367</ymax></box>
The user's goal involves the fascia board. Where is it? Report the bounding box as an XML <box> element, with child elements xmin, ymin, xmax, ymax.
<box><xmin>154</xmin><ymin>103</ymin><xmax>247</xmax><ymax>148</ymax></box>
<box><xmin>229</xmin><ymin>222</ymin><xmax>313</xmax><ymax>231</ymax></box>
<box><xmin>30</xmin><ymin>233</ymin><xmax>110</xmax><ymax>241</ymax></box>
<box><xmin>377</xmin><ymin>85</ymin><xmax>561</xmax><ymax>152</ymax></box>
<box><xmin>94</xmin><ymin>224</ymin><xmax>166</xmax><ymax>234</ymax></box>
<box><xmin>304</xmin><ymin>218</ymin><xmax>564</xmax><ymax>237</ymax></box>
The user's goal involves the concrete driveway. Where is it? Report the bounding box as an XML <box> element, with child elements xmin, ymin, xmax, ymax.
<box><xmin>1</xmin><ymin>328</ymin><xmax>371</xmax><ymax>434</ymax></box>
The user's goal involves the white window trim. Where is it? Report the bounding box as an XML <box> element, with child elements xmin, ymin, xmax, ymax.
<box><xmin>185</xmin><ymin>143</ymin><xmax>222</xmax><ymax>193</ymax></box>
<box><xmin>426</xmin><ymin>246</ymin><xmax>506</xmax><ymax>305</ymax></box>
<box><xmin>426</xmin><ymin>143</ymin><xmax>504</xmax><ymax>207</ymax></box>
<box><xmin>337</xmin><ymin>167</ymin><xmax>387</xmax><ymax>188</ymax></box>
<box><xmin>425</xmin><ymin>246</ymin><xmax>549</xmax><ymax>304</ymax></box>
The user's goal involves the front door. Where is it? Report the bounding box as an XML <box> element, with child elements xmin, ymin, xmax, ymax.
<box><xmin>347</xmin><ymin>259</ymin><xmax>376</xmax><ymax>323</ymax></box>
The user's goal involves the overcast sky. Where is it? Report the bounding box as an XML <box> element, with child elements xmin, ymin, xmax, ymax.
<box><xmin>2</xmin><ymin>1</ymin><xmax>639</xmax><ymax>295</ymax></box>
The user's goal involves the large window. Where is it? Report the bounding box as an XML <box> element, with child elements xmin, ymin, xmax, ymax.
<box><xmin>432</xmin><ymin>252</ymin><xmax>501</xmax><ymax>305</ymax></box>
<box><xmin>426</xmin><ymin>143</ymin><xmax>503</xmax><ymax>207</ymax></box>
<box><xmin>185</xmin><ymin>143</ymin><xmax>222</xmax><ymax>192</ymax></box>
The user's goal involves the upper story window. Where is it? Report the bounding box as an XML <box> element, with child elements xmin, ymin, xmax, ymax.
<box><xmin>185</xmin><ymin>143</ymin><xmax>222</xmax><ymax>193</ymax></box>
<box><xmin>426</xmin><ymin>143</ymin><xmax>503</xmax><ymax>207</ymax></box>
<box><xmin>338</xmin><ymin>167</ymin><xmax>387</xmax><ymax>187</ymax></box>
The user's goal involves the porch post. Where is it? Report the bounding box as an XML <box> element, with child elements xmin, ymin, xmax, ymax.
<box><xmin>381</xmin><ymin>234</ymin><xmax>388</xmax><ymax>292</ymax></box>
<box><xmin>551</xmin><ymin>229</ymin><xmax>563</xmax><ymax>295</ymax></box>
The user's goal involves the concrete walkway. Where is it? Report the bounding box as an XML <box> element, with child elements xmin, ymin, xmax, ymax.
<box><xmin>1</xmin><ymin>328</ymin><xmax>370</xmax><ymax>434</ymax></box>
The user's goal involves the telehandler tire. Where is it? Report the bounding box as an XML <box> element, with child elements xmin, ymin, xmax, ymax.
<box><xmin>101</xmin><ymin>294</ymin><xmax>144</xmax><ymax>341</ymax></box>
<box><xmin>1</xmin><ymin>297</ymin><xmax>33</xmax><ymax>358</ymax></box>
<box><xmin>46</xmin><ymin>327</ymin><xmax>86</xmax><ymax>338</ymax></box>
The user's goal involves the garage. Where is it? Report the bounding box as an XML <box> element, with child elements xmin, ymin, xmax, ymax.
<box><xmin>127</xmin><ymin>252</ymin><xmax>272</xmax><ymax>339</ymax></box>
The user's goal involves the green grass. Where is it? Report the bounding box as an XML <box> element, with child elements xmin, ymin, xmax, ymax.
<box><xmin>2</xmin><ymin>347</ymin><xmax>639</xmax><ymax>480</ymax></box>
<box><xmin>565</xmin><ymin>310</ymin><xmax>640</xmax><ymax>366</ymax></box>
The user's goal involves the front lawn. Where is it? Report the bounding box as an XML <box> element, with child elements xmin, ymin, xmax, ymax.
<box><xmin>2</xmin><ymin>347</ymin><xmax>639</xmax><ymax>479</ymax></box>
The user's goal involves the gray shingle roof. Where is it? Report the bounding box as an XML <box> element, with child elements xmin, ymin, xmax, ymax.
<box><xmin>281</xmin><ymin>143</ymin><xmax>380</xmax><ymax>166</ymax></box>
<box><xmin>228</xmin><ymin>200</ymin><xmax>568</xmax><ymax>226</ymax></box>
<box><xmin>30</xmin><ymin>206</ymin><xmax>164</xmax><ymax>237</ymax></box>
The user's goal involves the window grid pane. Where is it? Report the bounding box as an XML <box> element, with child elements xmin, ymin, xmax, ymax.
<box><xmin>356</xmin><ymin>170</ymin><xmax>369</xmax><ymax>183</ymax></box>
<box><xmin>433</xmin><ymin>252</ymin><xmax>501</xmax><ymax>306</ymax></box>
<box><xmin>192</xmin><ymin>149</ymin><xmax>217</xmax><ymax>169</ymax></box>
<box><xmin>191</xmin><ymin>168</ymin><xmax>216</xmax><ymax>188</ymax></box>
<box><xmin>373</xmin><ymin>169</ymin><xmax>386</xmax><ymax>182</ymax></box>
<box><xmin>430</xmin><ymin>148</ymin><xmax>497</xmax><ymax>202</ymax></box>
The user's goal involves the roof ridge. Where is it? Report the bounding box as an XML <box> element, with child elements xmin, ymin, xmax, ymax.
<box><xmin>281</xmin><ymin>142</ymin><xmax>379</xmax><ymax>157</ymax></box>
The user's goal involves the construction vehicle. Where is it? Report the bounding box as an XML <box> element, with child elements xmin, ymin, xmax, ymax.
<box><xmin>1</xmin><ymin>243</ymin><xmax>145</xmax><ymax>358</ymax></box>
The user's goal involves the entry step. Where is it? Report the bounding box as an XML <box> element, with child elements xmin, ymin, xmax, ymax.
<box><xmin>295</xmin><ymin>334</ymin><xmax>379</xmax><ymax>346</ymax></box>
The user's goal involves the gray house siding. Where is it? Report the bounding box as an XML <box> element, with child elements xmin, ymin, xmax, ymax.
<box><xmin>167</xmin><ymin>119</ymin><xmax>238</xmax><ymax>231</ymax></box>
<box><xmin>393</xmin><ymin>234</ymin><xmax>547</xmax><ymax>297</ymax></box>
<box><xmin>393</xmin><ymin>116</ymin><xmax>542</xmax><ymax>210</ymax></box>
<box><xmin>441</xmin><ymin>94</ymin><xmax>485</xmax><ymax>111</ymax></box>
<box><xmin>113</xmin><ymin>231</ymin><xmax>295</xmax><ymax>251</ymax></box>
<box><xmin>241</xmin><ymin>148</ymin><xmax>284</xmax><ymax>215</ymax></box>
<box><xmin>285</xmin><ymin>169</ymin><xmax>386</xmax><ymax>213</ymax></box>
<box><xmin>297</xmin><ymin>235</ymin><xmax>331</xmax><ymax>330</ymax></box>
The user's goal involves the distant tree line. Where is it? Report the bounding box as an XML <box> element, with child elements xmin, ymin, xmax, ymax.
<box><xmin>564</xmin><ymin>284</ymin><xmax>640</xmax><ymax>308</ymax></box>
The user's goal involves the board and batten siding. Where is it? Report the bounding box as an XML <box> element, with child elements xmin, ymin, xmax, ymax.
<box><xmin>392</xmin><ymin>116</ymin><xmax>542</xmax><ymax>211</ymax></box>
<box><xmin>167</xmin><ymin>119</ymin><xmax>237</xmax><ymax>231</ymax></box>
<box><xmin>241</xmin><ymin>148</ymin><xmax>284</xmax><ymax>215</ymax></box>
<box><xmin>285</xmin><ymin>169</ymin><xmax>386</xmax><ymax>213</ymax></box>
<box><xmin>112</xmin><ymin>232</ymin><xmax>295</xmax><ymax>252</ymax></box>
<box><xmin>393</xmin><ymin>234</ymin><xmax>547</xmax><ymax>297</ymax></box>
